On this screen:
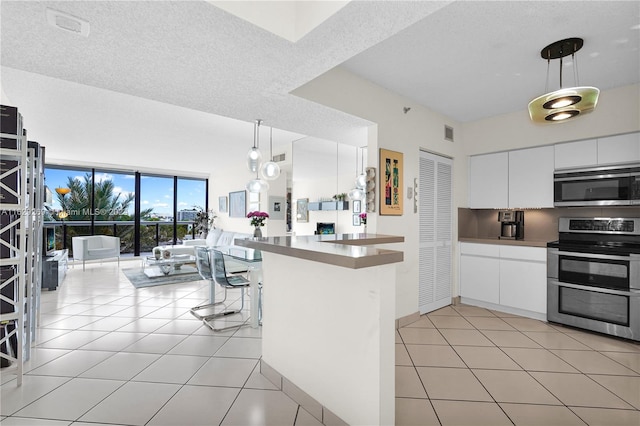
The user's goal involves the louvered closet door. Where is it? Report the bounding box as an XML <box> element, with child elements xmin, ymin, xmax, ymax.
<box><xmin>419</xmin><ymin>151</ymin><xmax>453</xmax><ymax>314</ymax></box>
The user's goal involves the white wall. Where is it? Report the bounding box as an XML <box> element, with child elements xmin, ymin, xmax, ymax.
<box><xmin>210</xmin><ymin>162</ymin><xmax>288</xmax><ymax>236</ymax></box>
<box><xmin>294</xmin><ymin>67</ymin><xmax>463</xmax><ymax>319</ymax></box>
<box><xmin>294</xmin><ymin>67</ymin><xmax>640</xmax><ymax>320</ymax></box>
<box><xmin>0</xmin><ymin>67</ymin><xmax>234</xmax><ymax>177</ymax></box>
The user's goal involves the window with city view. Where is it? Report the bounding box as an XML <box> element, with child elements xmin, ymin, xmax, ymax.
<box><xmin>44</xmin><ymin>166</ymin><xmax>207</xmax><ymax>257</ymax></box>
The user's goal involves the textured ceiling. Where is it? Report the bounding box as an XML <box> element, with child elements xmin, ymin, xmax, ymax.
<box><xmin>0</xmin><ymin>0</ymin><xmax>450</xmax><ymax>143</ymax></box>
<box><xmin>1</xmin><ymin>0</ymin><xmax>638</xmax><ymax>150</ymax></box>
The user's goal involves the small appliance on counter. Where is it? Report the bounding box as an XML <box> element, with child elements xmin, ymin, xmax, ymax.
<box><xmin>497</xmin><ymin>210</ymin><xmax>524</xmax><ymax>240</ymax></box>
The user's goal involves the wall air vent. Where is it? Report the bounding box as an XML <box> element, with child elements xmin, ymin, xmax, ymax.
<box><xmin>46</xmin><ymin>8</ymin><xmax>90</xmax><ymax>37</ymax></box>
<box><xmin>273</xmin><ymin>153</ymin><xmax>286</xmax><ymax>162</ymax></box>
<box><xmin>444</xmin><ymin>125</ymin><xmax>454</xmax><ymax>142</ymax></box>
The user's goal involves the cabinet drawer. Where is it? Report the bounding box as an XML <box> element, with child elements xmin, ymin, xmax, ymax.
<box><xmin>460</xmin><ymin>242</ymin><xmax>500</xmax><ymax>257</ymax></box>
<box><xmin>499</xmin><ymin>246</ymin><xmax>546</xmax><ymax>262</ymax></box>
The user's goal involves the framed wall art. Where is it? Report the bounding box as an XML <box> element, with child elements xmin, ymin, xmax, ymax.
<box><xmin>218</xmin><ymin>196</ymin><xmax>228</xmax><ymax>213</ymax></box>
<box><xmin>352</xmin><ymin>199</ymin><xmax>361</xmax><ymax>213</ymax></box>
<box><xmin>268</xmin><ymin>195</ymin><xmax>285</xmax><ymax>220</ymax></box>
<box><xmin>296</xmin><ymin>198</ymin><xmax>309</xmax><ymax>223</ymax></box>
<box><xmin>379</xmin><ymin>148</ymin><xmax>403</xmax><ymax>215</ymax></box>
<box><xmin>229</xmin><ymin>190</ymin><xmax>246</xmax><ymax>218</ymax></box>
<box><xmin>352</xmin><ymin>214</ymin><xmax>361</xmax><ymax>226</ymax></box>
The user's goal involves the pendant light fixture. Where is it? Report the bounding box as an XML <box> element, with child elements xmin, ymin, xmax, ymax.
<box><xmin>355</xmin><ymin>146</ymin><xmax>367</xmax><ymax>190</ymax></box>
<box><xmin>528</xmin><ymin>37</ymin><xmax>599</xmax><ymax>123</ymax></box>
<box><xmin>246</xmin><ymin>119</ymin><xmax>269</xmax><ymax>193</ymax></box>
<box><xmin>348</xmin><ymin>146</ymin><xmax>366</xmax><ymax>201</ymax></box>
<box><xmin>246</xmin><ymin>119</ymin><xmax>263</xmax><ymax>172</ymax></box>
<box><xmin>260</xmin><ymin>126</ymin><xmax>281</xmax><ymax>180</ymax></box>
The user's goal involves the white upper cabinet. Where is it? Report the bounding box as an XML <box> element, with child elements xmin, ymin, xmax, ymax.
<box><xmin>508</xmin><ymin>146</ymin><xmax>555</xmax><ymax>208</ymax></box>
<box><xmin>597</xmin><ymin>132</ymin><xmax>640</xmax><ymax>165</ymax></box>
<box><xmin>554</xmin><ymin>139</ymin><xmax>597</xmax><ymax>169</ymax></box>
<box><xmin>554</xmin><ymin>133</ymin><xmax>640</xmax><ymax>169</ymax></box>
<box><xmin>469</xmin><ymin>133</ymin><xmax>639</xmax><ymax>209</ymax></box>
<box><xmin>468</xmin><ymin>152</ymin><xmax>508</xmax><ymax>208</ymax></box>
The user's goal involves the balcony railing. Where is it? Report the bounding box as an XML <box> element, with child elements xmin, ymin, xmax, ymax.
<box><xmin>43</xmin><ymin>220</ymin><xmax>201</xmax><ymax>257</ymax></box>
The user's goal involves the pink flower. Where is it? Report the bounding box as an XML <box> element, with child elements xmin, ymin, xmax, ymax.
<box><xmin>247</xmin><ymin>211</ymin><xmax>269</xmax><ymax>227</ymax></box>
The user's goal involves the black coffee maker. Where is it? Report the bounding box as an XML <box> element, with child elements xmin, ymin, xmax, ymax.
<box><xmin>498</xmin><ymin>210</ymin><xmax>524</xmax><ymax>240</ymax></box>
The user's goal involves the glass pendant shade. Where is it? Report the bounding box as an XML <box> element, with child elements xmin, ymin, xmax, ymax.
<box><xmin>246</xmin><ymin>147</ymin><xmax>262</xmax><ymax>172</ymax></box>
<box><xmin>355</xmin><ymin>172</ymin><xmax>367</xmax><ymax>189</ymax></box>
<box><xmin>260</xmin><ymin>161</ymin><xmax>281</xmax><ymax>180</ymax></box>
<box><xmin>528</xmin><ymin>87</ymin><xmax>599</xmax><ymax>123</ymax></box>
<box><xmin>246</xmin><ymin>178</ymin><xmax>269</xmax><ymax>193</ymax></box>
<box><xmin>348</xmin><ymin>187</ymin><xmax>366</xmax><ymax>201</ymax></box>
<box><xmin>528</xmin><ymin>38</ymin><xmax>599</xmax><ymax>124</ymax></box>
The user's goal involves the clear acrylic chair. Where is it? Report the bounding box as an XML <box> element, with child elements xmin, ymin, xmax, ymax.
<box><xmin>191</xmin><ymin>247</ymin><xmax>251</xmax><ymax>332</ymax></box>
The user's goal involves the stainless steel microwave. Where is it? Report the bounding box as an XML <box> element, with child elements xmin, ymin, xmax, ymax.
<box><xmin>554</xmin><ymin>163</ymin><xmax>640</xmax><ymax>207</ymax></box>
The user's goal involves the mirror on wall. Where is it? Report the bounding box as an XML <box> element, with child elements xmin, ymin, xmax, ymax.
<box><xmin>291</xmin><ymin>137</ymin><xmax>364</xmax><ymax>236</ymax></box>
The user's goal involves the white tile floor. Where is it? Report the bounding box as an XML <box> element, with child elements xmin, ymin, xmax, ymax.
<box><xmin>396</xmin><ymin>305</ymin><xmax>640</xmax><ymax>426</ymax></box>
<box><xmin>1</xmin><ymin>259</ymin><xmax>640</xmax><ymax>425</ymax></box>
<box><xmin>1</xmin><ymin>260</ymin><xmax>319</xmax><ymax>426</ymax></box>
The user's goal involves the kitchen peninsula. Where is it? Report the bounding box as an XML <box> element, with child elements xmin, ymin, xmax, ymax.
<box><xmin>236</xmin><ymin>233</ymin><xmax>404</xmax><ymax>426</ymax></box>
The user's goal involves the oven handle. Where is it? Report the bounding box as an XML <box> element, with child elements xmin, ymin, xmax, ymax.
<box><xmin>548</xmin><ymin>279</ymin><xmax>640</xmax><ymax>297</ymax></box>
<box><xmin>554</xmin><ymin>172</ymin><xmax>637</xmax><ymax>181</ymax></box>
<box><xmin>556</xmin><ymin>251</ymin><xmax>632</xmax><ymax>261</ymax></box>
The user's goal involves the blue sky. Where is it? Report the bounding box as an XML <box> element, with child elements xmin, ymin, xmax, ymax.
<box><xmin>44</xmin><ymin>168</ymin><xmax>206</xmax><ymax>216</ymax></box>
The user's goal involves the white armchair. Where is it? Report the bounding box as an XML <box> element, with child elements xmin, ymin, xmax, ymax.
<box><xmin>72</xmin><ymin>235</ymin><xmax>121</xmax><ymax>271</ymax></box>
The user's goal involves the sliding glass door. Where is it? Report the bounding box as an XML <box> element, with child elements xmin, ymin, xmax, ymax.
<box><xmin>44</xmin><ymin>166</ymin><xmax>207</xmax><ymax>257</ymax></box>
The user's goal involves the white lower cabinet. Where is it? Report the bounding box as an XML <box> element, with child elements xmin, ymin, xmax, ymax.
<box><xmin>460</xmin><ymin>242</ymin><xmax>547</xmax><ymax>319</ymax></box>
<box><xmin>460</xmin><ymin>254</ymin><xmax>500</xmax><ymax>304</ymax></box>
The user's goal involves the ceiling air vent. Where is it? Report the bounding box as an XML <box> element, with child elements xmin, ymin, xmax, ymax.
<box><xmin>46</xmin><ymin>8</ymin><xmax>90</xmax><ymax>37</ymax></box>
<box><xmin>273</xmin><ymin>153</ymin><xmax>286</xmax><ymax>162</ymax></box>
<box><xmin>444</xmin><ymin>125</ymin><xmax>454</xmax><ymax>142</ymax></box>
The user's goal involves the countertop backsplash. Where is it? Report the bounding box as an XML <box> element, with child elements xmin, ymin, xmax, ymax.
<box><xmin>458</xmin><ymin>206</ymin><xmax>638</xmax><ymax>243</ymax></box>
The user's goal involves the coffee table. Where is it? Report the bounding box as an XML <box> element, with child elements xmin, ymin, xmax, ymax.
<box><xmin>143</xmin><ymin>255</ymin><xmax>196</xmax><ymax>278</ymax></box>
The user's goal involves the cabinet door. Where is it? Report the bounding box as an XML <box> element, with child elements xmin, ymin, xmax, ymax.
<box><xmin>460</xmin><ymin>249</ymin><xmax>500</xmax><ymax>304</ymax></box>
<box><xmin>597</xmin><ymin>132</ymin><xmax>640</xmax><ymax>165</ymax></box>
<box><xmin>499</xmin><ymin>258</ymin><xmax>546</xmax><ymax>315</ymax></box>
<box><xmin>468</xmin><ymin>152</ymin><xmax>508</xmax><ymax>208</ymax></box>
<box><xmin>555</xmin><ymin>139</ymin><xmax>597</xmax><ymax>169</ymax></box>
<box><xmin>509</xmin><ymin>146</ymin><xmax>554</xmax><ymax>208</ymax></box>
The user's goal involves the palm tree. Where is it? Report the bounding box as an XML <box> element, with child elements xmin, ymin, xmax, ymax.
<box><xmin>55</xmin><ymin>173</ymin><xmax>146</xmax><ymax>221</ymax></box>
<box><xmin>52</xmin><ymin>173</ymin><xmax>153</xmax><ymax>253</ymax></box>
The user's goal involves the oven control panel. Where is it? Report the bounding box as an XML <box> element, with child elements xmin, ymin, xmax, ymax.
<box><xmin>562</xmin><ymin>218</ymin><xmax>639</xmax><ymax>234</ymax></box>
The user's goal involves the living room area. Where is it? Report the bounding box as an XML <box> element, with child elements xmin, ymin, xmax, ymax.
<box><xmin>3</xmin><ymin>1</ymin><xmax>640</xmax><ymax>425</ymax></box>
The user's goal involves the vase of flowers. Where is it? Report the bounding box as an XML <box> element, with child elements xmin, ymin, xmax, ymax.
<box><xmin>359</xmin><ymin>212</ymin><xmax>367</xmax><ymax>232</ymax></box>
<box><xmin>194</xmin><ymin>206</ymin><xmax>217</xmax><ymax>238</ymax></box>
<box><xmin>359</xmin><ymin>212</ymin><xmax>367</xmax><ymax>225</ymax></box>
<box><xmin>247</xmin><ymin>211</ymin><xmax>269</xmax><ymax>237</ymax></box>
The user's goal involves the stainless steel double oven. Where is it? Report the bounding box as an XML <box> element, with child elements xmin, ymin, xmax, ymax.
<box><xmin>547</xmin><ymin>217</ymin><xmax>640</xmax><ymax>341</ymax></box>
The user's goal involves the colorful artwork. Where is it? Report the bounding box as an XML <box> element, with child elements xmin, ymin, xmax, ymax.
<box><xmin>379</xmin><ymin>148</ymin><xmax>403</xmax><ymax>215</ymax></box>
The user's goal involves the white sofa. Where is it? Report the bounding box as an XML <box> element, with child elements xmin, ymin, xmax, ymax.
<box><xmin>72</xmin><ymin>235</ymin><xmax>120</xmax><ymax>271</ymax></box>
<box><xmin>153</xmin><ymin>229</ymin><xmax>252</xmax><ymax>273</ymax></box>
<box><xmin>154</xmin><ymin>230</ymin><xmax>252</xmax><ymax>255</ymax></box>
